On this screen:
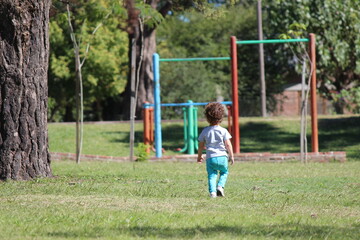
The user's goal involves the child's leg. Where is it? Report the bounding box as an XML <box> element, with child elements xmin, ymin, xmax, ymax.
<box><xmin>206</xmin><ymin>158</ymin><xmax>218</xmax><ymax>194</ymax></box>
<box><xmin>217</xmin><ymin>156</ymin><xmax>229</xmax><ymax>188</ymax></box>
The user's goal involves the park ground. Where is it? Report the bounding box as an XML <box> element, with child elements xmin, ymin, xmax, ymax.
<box><xmin>0</xmin><ymin>115</ymin><xmax>359</xmax><ymax>239</ymax></box>
<box><xmin>0</xmin><ymin>161</ymin><xmax>359</xmax><ymax>239</ymax></box>
<box><xmin>48</xmin><ymin>115</ymin><xmax>360</xmax><ymax>160</ymax></box>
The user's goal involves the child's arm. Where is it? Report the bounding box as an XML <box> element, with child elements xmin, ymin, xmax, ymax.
<box><xmin>197</xmin><ymin>141</ymin><xmax>205</xmax><ymax>163</ymax></box>
<box><xmin>224</xmin><ymin>139</ymin><xmax>235</xmax><ymax>165</ymax></box>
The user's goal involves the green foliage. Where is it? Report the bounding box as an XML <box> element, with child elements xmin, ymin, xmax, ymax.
<box><xmin>278</xmin><ymin>22</ymin><xmax>311</xmax><ymax>76</ymax></box>
<box><xmin>279</xmin><ymin>22</ymin><xmax>307</xmax><ymax>39</ymax></box>
<box><xmin>156</xmin><ymin>5</ymin><xmax>280</xmax><ymax>117</ymax></box>
<box><xmin>109</xmin><ymin>0</ymin><xmax>165</xmax><ymax>28</ymax></box>
<box><xmin>157</xmin><ymin>3</ymin><xmax>318</xmax><ymax>117</ymax></box>
<box><xmin>265</xmin><ymin>0</ymin><xmax>360</xmax><ymax>113</ymax></box>
<box><xmin>136</xmin><ymin>3</ymin><xmax>164</xmax><ymax>28</ymax></box>
<box><xmin>332</xmin><ymin>87</ymin><xmax>360</xmax><ymax>114</ymax></box>
<box><xmin>48</xmin><ymin>0</ymin><xmax>360</xmax><ymax>120</ymax></box>
<box><xmin>135</xmin><ymin>143</ymin><xmax>150</xmax><ymax>162</ymax></box>
<box><xmin>49</xmin><ymin>0</ymin><xmax>128</xmax><ymax>121</ymax></box>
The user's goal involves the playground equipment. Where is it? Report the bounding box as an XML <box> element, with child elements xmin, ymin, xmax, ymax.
<box><xmin>143</xmin><ymin>100</ymin><xmax>233</xmax><ymax>155</ymax></box>
<box><xmin>149</xmin><ymin>34</ymin><xmax>318</xmax><ymax>158</ymax></box>
<box><xmin>233</xmin><ymin>34</ymin><xmax>318</xmax><ymax>153</ymax></box>
<box><xmin>143</xmin><ymin>102</ymin><xmax>154</xmax><ymax>149</ymax></box>
<box><xmin>178</xmin><ymin>101</ymin><xmax>198</xmax><ymax>155</ymax></box>
<box><xmin>152</xmin><ymin>54</ymin><xmax>235</xmax><ymax>158</ymax></box>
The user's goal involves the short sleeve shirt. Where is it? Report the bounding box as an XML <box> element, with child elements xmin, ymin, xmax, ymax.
<box><xmin>198</xmin><ymin>125</ymin><xmax>232</xmax><ymax>159</ymax></box>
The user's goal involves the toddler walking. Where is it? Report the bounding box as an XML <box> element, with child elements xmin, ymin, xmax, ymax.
<box><xmin>197</xmin><ymin>102</ymin><xmax>234</xmax><ymax>198</ymax></box>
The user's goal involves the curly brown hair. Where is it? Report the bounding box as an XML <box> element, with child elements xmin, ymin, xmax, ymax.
<box><xmin>204</xmin><ymin>102</ymin><xmax>225</xmax><ymax>125</ymax></box>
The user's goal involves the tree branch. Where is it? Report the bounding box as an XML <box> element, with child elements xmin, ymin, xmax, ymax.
<box><xmin>80</xmin><ymin>11</ymin><xmax>111</xmax><ymax>67</ymax></box>
<box><xmin>66</xmin><ymin>3</ymin><xmax>78</xmax><ymax>49</ymax></box>
<box><xmin>158</xmin><ymin>1</ymin><xmax>173</xmax><ymax>17</ymax></box>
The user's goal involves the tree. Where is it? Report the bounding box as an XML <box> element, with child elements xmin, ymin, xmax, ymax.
<box><xmin>265</xmin><ymin>0</ymin><xmax>360</xmax><ymax>113</ymax></box>
<box><xmin>49</xmin><ymin>0</ymin><xmax>128</xmax><ymax>122</ymax></box>
<box><xmin>156</xmin><ymin>5</ymin><xmax>288</xmax><ymax>117</ymax></box>
<box><xmin>0</xmin><ymin>0</ymin><xmax>52</xmax><ymax>180</ymax></box>
<box><xmin>156</xmin><ymin>8</ymin><xmax>241</xmax><ymax>118</ymax></box>
<box><xmin>120</xmin><ymin>0</ymin><xmax>166</xmax><ymax>120</ymax></box>
<box><xmin>120</xmin><ymin>0</ymin><xmax>222</xmax><ymax>119</ymax></box>
<box><xmin>144</xmin><ymin>2</ymin><xmax>297</xmax><ymax>118</ymax></box>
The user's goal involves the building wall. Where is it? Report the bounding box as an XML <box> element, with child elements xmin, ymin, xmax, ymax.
<box><xmin>273</xmin><ymin>91</ymin><xmax>332</xmax><ymax>116</ymax></box>
<box><xmin>274</xmin><ymin>91</ymin><xmax>300</xmax><ymax>116</ymax></box>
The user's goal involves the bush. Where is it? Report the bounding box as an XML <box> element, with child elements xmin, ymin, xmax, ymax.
<box><xmin>135</xmin><ymin>143</ymin><xmax>150</xmax><ymax>162</ymax></box>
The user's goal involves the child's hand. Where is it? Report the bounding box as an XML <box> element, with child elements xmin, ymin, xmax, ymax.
<box><xmin>197</xmin><ymin>156</ymin><xmax>204</xmax><ymax>163</ymax></box>
<box><xmin>229</xmin><ymin>157</ymin><xmax>234</xmax><ymax>165</ymax></box>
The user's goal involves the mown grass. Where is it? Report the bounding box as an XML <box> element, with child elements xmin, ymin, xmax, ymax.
<box><xmin>47</xmin><ymin>122</ymin><xmax>144</xmax><ymax>157</ymax></box>
<box><xmin>0</xmin><ymin>161</ymin><xmax>359</xmax><ymax>239</ymax></box>
<box><xmin>48</xmin><ymin>115</ymin><xmax>360</xmax><ymax>160</ymax></box>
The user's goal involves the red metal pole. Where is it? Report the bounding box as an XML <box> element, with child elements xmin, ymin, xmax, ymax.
<box><xmin>143</xmin><ymin>102</ymin><xmax>151</xmax><ymax>153</ymax></box>
<box><xmin>309</xmin><ymin>33</ymin><xmax>319</xmax><ymax>153</ymax></box>
<box><xmin>231</xmin><ymin>36</ymin><xmax>240</xmax><ymax>153</ymax></box>
<box><xmin>227</xmin><ymin>105</ymin><xmax>233</xmax><ymax>136</ymax></box>
<box><xmin>150</xmin><ymin>108</ymin><xmax>154</xmax><ymax>145</ymax></box>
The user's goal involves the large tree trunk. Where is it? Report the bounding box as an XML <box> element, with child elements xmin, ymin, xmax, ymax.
<box><xmin>135</xmin><ymin>26</ymin><xmax>156</xmax><ymax>118</ymax></box>
<box><xmin>122</xmin><ymin>25</ymin><xmax>156</xmax><ymax>120</ymax></box>
<box><xmin>121</xmin><ymin>0</ymin><xmax>173</xmax><ymax>120</ymax></box>
<box><xmin>0</xmin><ymin>0</ymin><xmax>52</xmax><ymax>180</ymax></box>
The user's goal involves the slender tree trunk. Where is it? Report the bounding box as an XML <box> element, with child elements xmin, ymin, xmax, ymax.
<box><xmin>0</xmin><ymin>0</ymin><xmax>52</xmax><ymax>180</ymax></box>
<box><xmin>257</xmin><ymin>0</ymin><xmax>266</xmax><ymax>117</ymax></box>
<box><xmin>129</xmin><ymin>30</ymin><xmax>138</xmax><ymax>162</ymax></box>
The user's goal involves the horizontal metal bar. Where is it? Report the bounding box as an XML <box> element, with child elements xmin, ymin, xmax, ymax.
<box><xmin>236</xmin><ymin>38</ymin><xmax>309</xmax><ymax>45</ymax></box>
<box><xmin>144</xmin><ymin>101</ymin><xmax>232</xmax><ymax>108</ymax></box>
<box><xmin>159</xmin><ymin>57</ymin><xmax>231</xmax><ymax>62</ymax></box>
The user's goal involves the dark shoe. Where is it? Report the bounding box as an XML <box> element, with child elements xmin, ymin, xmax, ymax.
<box><xmin>216</xmin><ymin>186</ymin><xmax>225</xmax><ymax>197</ymax></box>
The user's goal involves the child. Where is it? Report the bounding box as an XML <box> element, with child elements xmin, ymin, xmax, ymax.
<box><xmin>197</xmin><ymin>102</ymin><xmax>234</xmax><ymax>198</ymax></box>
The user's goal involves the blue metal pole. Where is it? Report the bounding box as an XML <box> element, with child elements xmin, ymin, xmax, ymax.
<box><xmin>143</xmin><ymin>101</ymin><xmax>233</xmax><ymax>108</ymax></box>
<box><xmin>153</xmin><ymin>53</ymin><xmax>162</xmax><ymax>158</ymax></box>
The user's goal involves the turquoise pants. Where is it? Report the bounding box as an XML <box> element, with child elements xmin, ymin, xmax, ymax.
<box><xmin>206</xmin><ymin>156</ymin><xmax>229</xmax><ymax>193</ymax></box>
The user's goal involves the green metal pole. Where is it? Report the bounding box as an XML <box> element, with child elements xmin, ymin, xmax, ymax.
<box><xmin>236</xmin><ymin>38</ymin><xmax>309</xmax><ymax>45</ymax></box>
<box><xmin>194</xmin><ymin>107</ymin><xmax>198</xmax><ymax>151</ymax></box>
<box><xmin>187</xmin><ymin>100</ymin><xmax>195</xmax><ymax>154</ymax></box>
<box><xmin>179</xmin><ymin>107</ymin><xmax>188</xmax><ymax>153</ymax></box>
<box><xmin>159</xmin><ymin>57</ymin><xmax>231</xmax><ymax>62</ymax></box>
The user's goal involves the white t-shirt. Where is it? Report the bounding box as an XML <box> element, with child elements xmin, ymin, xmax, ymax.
<box><xmin>198</xmin><ymin>125</ymin><xmax>232</xmax><ymax>159</ymax></box>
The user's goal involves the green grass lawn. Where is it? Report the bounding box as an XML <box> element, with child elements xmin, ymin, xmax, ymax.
<box><xmin>48</xmin><ymin>115</ymin><xmax>360</xmax><ymax>160</ymax></box>
<box><xmin>0</xmin><ymin>161</ymin><xmax>359</xmax><ymax>239</ymax></box>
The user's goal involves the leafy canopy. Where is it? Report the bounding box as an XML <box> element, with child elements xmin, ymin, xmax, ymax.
<box><xmin>49</xmin><ymin>0</ymin><xmax>128</xmax><ymax>121</ymax></box>
<box><xmin>265</xmin><ymin>0</ymin><xmax>360</xmax><ymax>112</ymax></box>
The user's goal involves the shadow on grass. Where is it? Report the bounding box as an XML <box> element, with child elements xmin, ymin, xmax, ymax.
<box><xmin>240</xmin><ymin>116</ymin><xmax>360</xmax><ymax>155</ymax></box>
<box><xmin>161</xmin><ymin>124</ymin><xmax>187</xmax><ymax>150</ymax></box>
<box><xmin>47</xmin><ymin>223</ymin><xmax>360</xmax><ymax>239</ymax></box>
<box><xmin>101</xmin><ymin>116</ymin><xmax>360</xmax><ymax>157</ymax></box>
<box><xmin>318</xmin><ymin>117</ymin><xmax>360</xmax><ymax>158</ymax></box>
<box><xmin>240</xmin><ymin>122</ymin><xmax>301</xmax><ymax>153</ymax></box>
<box><xmin>101</xmin><ymin>125</ymin><xmax>185</xmax><ymax>153</ymax></box>
<box><xmin>103</xmin><ymin>124</ymin><xmax>185</xmax><ymax>152</ymax></box>
<box><xmin>105</xmin><ymin>131</ymin><xmax>144</xmax><ymax>144</ymax></box>
<box><xmin>161</xmin><ymin>122</ymin><xmax>302</xmax><ymax>153</ymax></box>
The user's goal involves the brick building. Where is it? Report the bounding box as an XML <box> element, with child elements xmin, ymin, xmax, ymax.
<box><xmin>273</xmin><ymin>83</ymin><xmax>332</xmax><ymax>116</ymax></box>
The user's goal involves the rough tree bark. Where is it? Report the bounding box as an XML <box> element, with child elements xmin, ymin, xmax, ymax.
<box><xmin>122</xmin><ymin>0</ymin><xmax>172</xmax><ymax>120</ymax></box>
<box><xmin>122</xmin><ymin>23</ymin><xmax>156</xmax><ymax>120</ymax></box>
<box><xmin>0</xmin><ymin>0</ymin><xmax>52</xmax><ymax>180</ymax></box>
